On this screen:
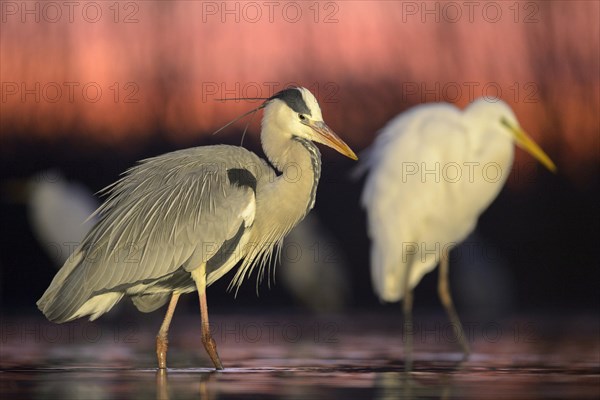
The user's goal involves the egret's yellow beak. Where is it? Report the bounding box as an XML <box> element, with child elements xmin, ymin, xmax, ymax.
<box><xmin>309</xmin><ymin>121</ymin><xmax>358</xmax><ymax>160</ymax></box>
<box><xmin>501</xmin><ymin>118</ymin><xmax>557</xmax><ymax>172</ymax></box>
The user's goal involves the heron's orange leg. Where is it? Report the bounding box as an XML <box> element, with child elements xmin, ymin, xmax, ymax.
<box><xmin>192</xmin><ymin>264</ymin><xmax>224</xmax><ymax>370</ymax></box>
<box><xmin>156</xmin><ymin>292</ymin><xmax>181</xmax><ymax>369</ymax></box>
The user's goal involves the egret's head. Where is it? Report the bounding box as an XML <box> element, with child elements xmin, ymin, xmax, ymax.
<box><xmin>262</xmin><ymin>87</ymin><xmax>357</xmax><ymax>160</ymax></box>
<box><xmin>466</xmin><ymin>98</ymin><xmax>556</xmax><ymax>172</ymax></box>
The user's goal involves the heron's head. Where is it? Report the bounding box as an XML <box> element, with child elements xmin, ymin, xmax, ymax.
<box><xmin>466</xmin><ymin>98</ymin><xmax>556</xmax><ymax>172</ymax></box>
<box><xmin>262</xmin><ymin>87</ymin><xmax>357</xmax><ymax>160</ymax></box>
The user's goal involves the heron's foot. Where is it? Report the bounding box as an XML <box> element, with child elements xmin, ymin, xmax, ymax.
<box><xmin>202</xmin><ymin>333</ymin><xmax>224</xmax><ymax>370</ymax></box>
<box><xmin>156</xmin><ymin>335</ymin><xmax>168</xmax><ymax>369</ymax></box>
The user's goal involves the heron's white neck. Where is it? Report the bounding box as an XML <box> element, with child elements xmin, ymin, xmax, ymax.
<box><xmin>256</xmin><ymin>114</ymin><xmax>321</xmax><ymax>239</ymax></box>
<box><xmin>229</xmin><ymin>112</ymin><xmax>322</xmax><ymax>291</ymax></box>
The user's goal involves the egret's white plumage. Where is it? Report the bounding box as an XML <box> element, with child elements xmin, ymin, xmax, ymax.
<box><xmin>358</xmin><ymin>98</ymin><xmax>556</xmax><ymax>367</ymax></box>
<box><xmin>28</xmin><ymin>171</ymin><xmax>98</xmax><ymax>265</ymax></box>
<box><xmin>360</xmin><ymin>98</ymin><xmax>555</xmax><ymax>302</ymax></box>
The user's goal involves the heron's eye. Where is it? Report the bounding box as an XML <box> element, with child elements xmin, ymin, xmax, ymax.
<box><xmin>298</xmin><ymin>114</ymin><xmax>306</xmax><ymax>121</ymax></box>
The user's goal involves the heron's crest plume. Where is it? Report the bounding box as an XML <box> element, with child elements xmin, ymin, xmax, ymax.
<box><xmin>212</xmin><ymin>87</ymin><xmax>315</xmax><ymax>145</ymax></box>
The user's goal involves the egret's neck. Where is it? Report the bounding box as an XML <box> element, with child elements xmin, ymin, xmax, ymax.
<box><xmin>469</xmin><ymin>123</ymin><xmax>515</xmax><ymax>174</ymax></box>
<box><xmin>464</xmin><ymin>108</ymin><xmax>515</xmax><ymax>175</ymax></box>
<box><xmin>464</xmin><ymin>116</ymin><xmax>515</xmax><ymax>205</ymax></box>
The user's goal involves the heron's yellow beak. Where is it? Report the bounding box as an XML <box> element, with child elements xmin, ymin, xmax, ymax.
<box><xmin>502</xmin><ymin>118</ymin><xmax>557</xmax><ymax>173</ymax></box>
<box><xmin>309</xmin><ymin>121</ymin><xmax>358</xmax><ymax>160</ymax></box>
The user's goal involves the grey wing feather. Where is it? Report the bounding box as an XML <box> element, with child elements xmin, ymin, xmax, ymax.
<box><xmin>131</xmin><ymin>293</ymin><xmax>170</xmax><ymax>313</ymax></box>
<box><xmin>37</xmin><ymin>145</ymin><xmax>268</xmax><ymax>322</ymax></box>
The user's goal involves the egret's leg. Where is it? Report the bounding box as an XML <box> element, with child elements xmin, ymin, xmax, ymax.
<box><xmin>156</xmin><ymin>292</ymin><xmax>181</xmax><ymax>369</ymax></box>
<box><xmin>191</xmin><ymin>264</ymin><xmax>224</xmax><ymax>370</ymax></box>
<box><xmin>402</xmin><ymin>259</ymin><xmax>414</xmax><ymax>372</ymax></box>
<box><xmin>438</xmin><ymin>252</ymin><xmax>470</xmax><ymax>358</ymax></box>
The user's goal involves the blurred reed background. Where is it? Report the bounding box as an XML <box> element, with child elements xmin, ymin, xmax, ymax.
<box><xmin>1</xmin><ymin>1</ymin><xmax>598</xmax><ymax>318</ymax></box>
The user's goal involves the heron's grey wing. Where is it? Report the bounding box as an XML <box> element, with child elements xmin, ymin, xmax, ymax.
<box><xmin>37</xmin><ymin>145</ymin><xmax>270</xmax><ymax>322</ymax></box>
<box><xmin>361</xmin><ymin>104</ymin><xmax>469</xmax><ymax>302</ymax></box>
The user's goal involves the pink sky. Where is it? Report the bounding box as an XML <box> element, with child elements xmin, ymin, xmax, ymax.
<box><xmin>1</xmin><ymin>1</ymin><xmax>598</xmax><ymax>183</ymax></box>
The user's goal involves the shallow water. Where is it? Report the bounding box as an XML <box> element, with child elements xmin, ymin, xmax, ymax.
<box><xmin>2</xmin><ymin>314</ymin><xmax>598</xmax><ymax>399</ymax></box>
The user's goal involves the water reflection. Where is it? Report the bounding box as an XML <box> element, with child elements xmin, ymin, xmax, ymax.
<box><xmin>2</xmin><ymin>360</ymin><xmax>599</xmax><ymax>400</ymax></box>
<box><xmin>155</xmin><ymin>369</ymin><xmax>215</xmax><ymax>400</ymax></box>
<box><xmin>152</xmin><ymin>366</ymin><xmax>457</xmax><ymax>400</ymax></box>
<box><xmin>2</xmin><ymin>315</ymin><xmax>598</xmax><ymax>399</ymax></box>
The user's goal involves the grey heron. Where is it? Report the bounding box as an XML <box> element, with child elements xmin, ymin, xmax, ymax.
<box><xmin>37</xmin><ymin>87</ymin><xmax>357</xmax><ymax>370</ymax></box>
<box><xmin>357</xmin><ymin>98</ymin><xmax>556</xmax><ymax>370</ymax></box>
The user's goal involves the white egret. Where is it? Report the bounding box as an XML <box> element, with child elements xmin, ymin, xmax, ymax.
<box><xmin>28</xmin><ymin>171</ymin><xmax>98</xmax><ymax>265</ymax></box>
<box><xmin>358</xmin><ymin>98</ymin><xmax>556</xmax><ymax>369</ymax></box>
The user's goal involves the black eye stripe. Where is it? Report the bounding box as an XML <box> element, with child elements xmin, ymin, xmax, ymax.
<box><xmin>269</xmin><ymin>88</ymin><xmax>311</xmax><ymax>116</ymax></box>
